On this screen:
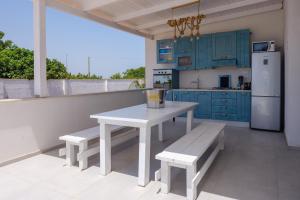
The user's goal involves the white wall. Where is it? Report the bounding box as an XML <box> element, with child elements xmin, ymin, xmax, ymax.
<box><xmin>284</xmin><ymin>0</ymin><xmax>300</xmax><ymax>147</ymax></box>
<box><xmin>0</xmin><ymin>79</ymin><xmax>141</xmax><ymax>99</ymax></box>
<box><xmin>0</xmin><ymin>90</ymin><xmax>146</xmax><ymax>164</ymax></box>
<box><xmin>145</xmin><ymin>10</ymin><xmax>284</xmax><ymax>88</ymax></box>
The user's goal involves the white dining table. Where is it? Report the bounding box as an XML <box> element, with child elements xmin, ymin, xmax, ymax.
<box><xmin>90</xmin><ymin>101</ymin><xmax>198</xmax><ymax>186</ymax></box>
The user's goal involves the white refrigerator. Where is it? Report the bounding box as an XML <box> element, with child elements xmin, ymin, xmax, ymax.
<box><xmin>251</xmin><ymin>52</ymin><xmax>282</xmax><ymax>131</ymax></box>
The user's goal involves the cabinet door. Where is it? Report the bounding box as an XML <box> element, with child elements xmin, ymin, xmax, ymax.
<box><xmin>165</xmin><ymin>90</ymin><xmax>173</xmax><ymax>101</ymax></box>
<box><xmin>157</xmin><ymin>39</ymin><xmax>174</xmax><ymax>64</ymax></box>
<box><xmin>237</xmin><ymin>92</ymin><xmax>251</xmax><ymax>121</ymax></box>
<box><xmin>196</xmin><ymin>34</ymin><xmax>212</xmax><ymax>69</ymax></box>
<box><xmin>175</xmin><ymin>37</ymin><xmax>194</xmax><ymax>54</ymax></box>
<box><xmin>212</xmin><ymin>32</ymin><xmax>237</xmax><ymax>60</ymax></box>
<box><xmin>195</xmin><ymin>92</ymin><xmax>212</xmax><ymax>119</ymax></box>
<box><xmin>178</xmin><ymin>91</ymin><xmax>196</xmax><ymax>102</ymax></box>
<box><xmin>174</xmin><ymin>37</ymin><xmax>196</xmax><ymax>70</ymax></box>
<box><xmin>236</xmin><ymin>30</ymin><xmax>251</xmax><ymax>68</ymax></box>
<box><xmin>173</xmin><ymin>91</ymin><xmax>197</xmax><ymax>117</ymax></box>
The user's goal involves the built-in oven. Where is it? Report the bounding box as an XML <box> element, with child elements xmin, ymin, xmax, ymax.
<box><xmin>153</xmin><ymin>69</ymin><xmax>179</xmax><ymax>89</ymax></box>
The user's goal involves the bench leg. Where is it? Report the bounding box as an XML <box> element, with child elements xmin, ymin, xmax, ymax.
<box><xmin>187</xmin><ymin>165</ymin><xmax>197</xmax><ymax>200</ymax></box>
<box><xmin>79</xmin><ymin>141</ymin><xmax>88</xmax><ymax>170</ymax></box>
<box><xmin>161</xmin><ymin>161</ymin><xmax>171</xmax><ymax>194</ymax></box>
<box><xmin>66</xmin><ymin>142</ymin><xmax>76</xmax><ymax>166</ymax></box>
<box><xmin>219</xmin><ymin>129</ymin><xmax>225</xmax><ymax>150</ymax></box>
<box><xmin>158</xmin><ymin>123</ymin><xmax>163</xmax><ymax>142</ymax></box>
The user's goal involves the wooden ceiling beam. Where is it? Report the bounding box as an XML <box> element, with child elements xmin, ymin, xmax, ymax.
<box><xmin>83</xmin><ymin>0</ymin><xmax>121</xmax><ymax>11</ymax></box>
<box><xmin>136</xmin><ymin>0</ymin><xmax>272</xmax><ymax>30</ymax></box>
<box><xmin>46</xmin><ymin>0</ymin><xmax>154</xmax><ymax>39</ymax></box>
<box><xmin>114</xmin><ymin>0</ymin><xmax>199</xmax><ymax>22</ymax></box>
<box><xmin>151</xmin><ymin>3</ymin><xmax>283</xmax><ymax>35</ymax></box>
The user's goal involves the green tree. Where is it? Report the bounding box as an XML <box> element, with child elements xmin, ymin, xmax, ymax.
<box><xmin>110</xmin><ymin>67</ymin><xmax>145</xmax><ymax>79</ymax></box>
<box><xmin>67</xmin><ymin>73</ymin><xmax>102</xmax><ymax>79</ymax></box>
<box><xmin>0</xmin><ymin>31</ymin><xmax>13</xmax><ymax>51</ymax></box>
<box><xmin>110</xmin><ymin>72</ymin><xmax>122</xmax><ymax>79</ymax></box>
<box><xmin>0</xmin><ymin>31</ymin><xmax>102</xmax><ymax>80</ymax></box>
<box><xmin>123</xmin><ymin>67</ymin><xmax>145</xmax><ymax>79</ymax></box>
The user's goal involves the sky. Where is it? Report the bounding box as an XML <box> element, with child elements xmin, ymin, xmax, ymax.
<box><xmin>0</xmin><ymin>0</ymin><xmax>145</xmax><ymax>78</ymax></box>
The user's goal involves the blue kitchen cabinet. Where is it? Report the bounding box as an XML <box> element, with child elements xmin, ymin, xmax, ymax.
<box><xmin>212</xmin><ymin>91</ymin><xmax>238</xmax><ymax>121</ymax></box>
<box><xmin>173</xmin><ymin>91</ymin><xmax>211</xmax><ymax>119</ymax></box>
<box><xmin>158</xmin><ymin>29</ymin><xmax>251</xmax><ymax>69</ymax></box>
<box><xmin>237</xmin><ymin>92</ymin><xmax>251</xmax><ymax>121</ymax></box>
<box><xmin>165</xmin><ymin>90</ymin><xmax>173</xmax><ymax>101</ymax></box>
<box><xmin>173</xmin><ymin>90</ymin><xmax>251</xmax><ymax>122</ymax></box>
<box><xmin>212</xmin><ymin>31</ymin><xmax>237</xmax><ymax>60</ymax></box>
<box><xmin>174</xmin><ymin>37</ymin><xmax>196</xmax><ymax>71</ymax></box>
<box><xmin>157</xmin><ymin>39</ymin><xmax>174</xmax><ymax>64</ymax></box>
<box><xmin>195</xmin><ymin>92</ymin><xmax>212</xmax><ymax>119</ymax></box>
<box><xmin>196</xmin><ymin>34</ymin><xmax>213</xmax><ymax>69</ymax></box>
<box><xmin>173</xmin><ymin>91</ymin><xmax>196</xmax><ymax>102</ymax></box>
<box><xmin>236</xmin><ymin>29</ymin><xmax>251</xmax><ymax>68</ymax></box>
<box><xmin>173</xmin><ymin>91</ymin><xmax>197</xmax><ymax>117</ymax></box>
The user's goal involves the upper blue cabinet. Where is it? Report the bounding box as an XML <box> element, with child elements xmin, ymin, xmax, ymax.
<box><xmin>158</xmin><ymin>29</ymin><xmax>251</xmax><ymax>69</ymax></box>
<box><xmin>212</xmin><ymin>31</ymin><xmax>237</xmax><ymax>60</ymax></box>
<box><xmin>157</xmin><ymin>39</ymin><xmax>175</xmax><ymax>64</ymax></box>
<box><xmin>196</xmin><ymin>34</ymin><xmax>212</xmax><ymax>70</ymax></box>
<box><xmin>174</xmin><ymin>37</ymin><xmax>196</xmax><ymax>71</ymax></box>
<box><xmin>236</xmin><ymin>29</ymin><xmax>251</xmax><ymax>68</ymax></box>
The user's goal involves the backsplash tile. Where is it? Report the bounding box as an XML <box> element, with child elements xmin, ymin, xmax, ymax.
<box><xmin>179</xmin><ymin>67</ymin><xmax>251</xmax><ymax>89</ymax></box>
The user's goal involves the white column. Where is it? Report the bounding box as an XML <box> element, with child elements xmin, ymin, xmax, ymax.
<box><xmin>284</xmin><ymin>0</ymin><xmax>300</xmax><ymax>147</ymax></box>
<box><xmin>33</xmin><ymin>0</ymin><xmax>48</xmax><ymax>97</ymax></box>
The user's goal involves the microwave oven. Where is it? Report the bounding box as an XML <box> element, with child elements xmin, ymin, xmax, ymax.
<box><xmin>252</xmin><ymin>41</ymin><xmax>275</xmax><ymax>52</ymax></box>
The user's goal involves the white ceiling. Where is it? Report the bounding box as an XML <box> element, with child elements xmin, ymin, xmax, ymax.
<box><xmin>47</xmin><ymin>0</ymin><xmax>283</xmax><ymax>39</ymax></box>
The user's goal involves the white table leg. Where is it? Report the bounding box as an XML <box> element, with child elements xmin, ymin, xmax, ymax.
<box><xmin>161</xmin><ymin>161</ymin><xmax>171</xmax><ymax>194</ymax></box>
<box><xmin>100</xmin><ymin>123</ymin><xmax>112</xmax><ymax>176</ymax></box>
<box><xmin>186</xmin><ymin>110</ymin><xmax>194</xmax><ymax>134</ymax></box>
<box><xmin>138</xmin><ymin>126</ymin><xmax>151</xmax><ymax>186</ymax></box>
<box><xmin>187</xmin><ymin>165</ymin><xmax>197</xmax><ymax>200</ymax></box>
<box><xmin>158</xmin><ymin>123</ymin><xmax>163</xmax><ymax>142</ymax></box>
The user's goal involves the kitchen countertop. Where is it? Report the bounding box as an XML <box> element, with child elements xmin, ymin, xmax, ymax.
<box><xmin>172</xmin><ymin>89</ymin><xmax>251</xmax><ymax>92</ymax></box>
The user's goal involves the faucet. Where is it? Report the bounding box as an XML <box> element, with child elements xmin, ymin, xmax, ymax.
<box><xmin>191</xmin><ymin>77</ymin><xmax>200</xmax><ymax>89</ymax></box>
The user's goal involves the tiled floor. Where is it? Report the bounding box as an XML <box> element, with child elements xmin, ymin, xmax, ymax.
<box><xmin>0</xmin><ymin>120</ymin><xmax>300</xmax><ymax>200</ymax></box>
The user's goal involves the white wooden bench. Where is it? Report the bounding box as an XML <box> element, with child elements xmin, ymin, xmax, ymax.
<box><xmin>59</xmin><ymin>125</ymin><xmax>137</xmax><ymax>170</ymax></box>
<box><xmin>155</xmin><ymin>122</ymin><xmax>225</xmax><ymax>200</ymax></box>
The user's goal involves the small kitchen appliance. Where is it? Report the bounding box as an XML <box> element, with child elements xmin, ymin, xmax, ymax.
<box><xmin>146</xmin><ymin>89</ymin><xmax>166</xmax><ymax>109</ymax></box>
<box><xmin>218</xmin><ymin>75</ymin><xmax>231</xmax><ymax>89</ymax></box>
<box><xmin>237</xmin><ymin>76</ymin><xmax>244</xmax><ymax>89</ymax></box>
<box><xmin>252</xmin><ymin>41</ymin><xmax>276</xmax><ymax>53</ymax></box>
<box><xmin>153</xmin><ymin>69</ymin><xmax>179</xmax><ymax>89</ymax></box>
<box><xmin>251</xmin><ymin>51</ymin><xmax>282</xmax><ymax>131</ymax></box>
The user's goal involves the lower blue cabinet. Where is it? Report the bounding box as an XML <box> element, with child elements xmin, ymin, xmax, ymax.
<box><xmin>172</xmin><ymin>90</ymin><xmax>250</xmax><ymax>122</ymax></box>
<box><xmin>173</xmin><ymin>91</ymin><xmax>211</xmax><ymax>119</ymax></box>
<box><xmin>195</xmin><ymin>92</ymin><xmax>212</xmax><ymax>119</ymax></box>
<box><xmin>173</xmin><ymin>91</ymin><xmax>197</xmax><ymax>117</ymax></box>
<box><xmin>165</xmin><ymin>90</ymin><xmax>173</xmax><ymax>101</ymax></box>
<box><xmin>237</xmin><ymin>92</ymin><xmax>251</xmax><ymax>121</ymax></box>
